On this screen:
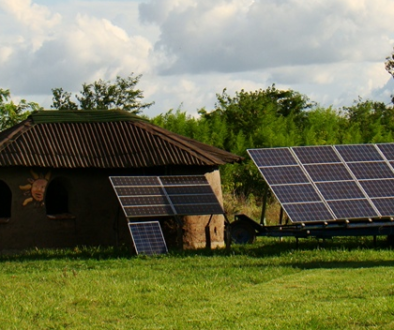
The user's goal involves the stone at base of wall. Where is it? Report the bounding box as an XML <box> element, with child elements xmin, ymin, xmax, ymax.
<box><xmin>183</xmin><ymin>241</ymin><xmax>226</xmax><ymax>250</ymax></box>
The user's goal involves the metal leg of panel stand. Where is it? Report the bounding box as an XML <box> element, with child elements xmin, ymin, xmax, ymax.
<box><xmin>260</xmin><ymin>187</ymin><xmax>269</xmax><ymax>225</ymax></box>
<box><xmin>279</xmin><ymin>207</ymin><xmax>284</xmax><ymax>242</ymax></box>
<box><xmin>205</xmin><ymin>214</ymin><xmax>213</xmax><ymax>250</ymax></box>
<box><xmin>373</xmin><ymin>235</ymin><xmax>377</xmax><ymax>247</ymax></box>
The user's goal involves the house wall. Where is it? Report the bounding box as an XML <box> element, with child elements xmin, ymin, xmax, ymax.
<box><xmin>0</xmin><ymin>166</ymin><xmax>225</xmax><ymax>252</ymax></box>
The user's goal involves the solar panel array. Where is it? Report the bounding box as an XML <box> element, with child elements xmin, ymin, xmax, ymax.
<box><xmin>128</xmin><ymin>221</ymin><xmax>168</xmax><ymax>255</ymax></box>
<box><xmin>109</xmin><ymin>175</ymin><xmax>224</xmax><ymax>218</ymax></box>
<box><xmin>248</xmin><ymin>143</ymin><xmax>394</xmax><ymax>223</ymax></box>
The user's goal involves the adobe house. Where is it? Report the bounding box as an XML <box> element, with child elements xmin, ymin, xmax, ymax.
<box><xmin>0</xmin><ymin>110</ymin><xmax>242</xmax><ymax>251</ymax></box>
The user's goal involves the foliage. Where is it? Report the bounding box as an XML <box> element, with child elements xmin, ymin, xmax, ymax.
<box><xmin>0</xmin><ymin>242</ymin><xmax>393</xmax><ymax>329</ymax></box>
<box><xmin>51</xmin><ymin>73</ymin><xmax>154</xmax><ymax>114</ymax></box>
<box><xmin>151</xmin><ymin>87</ymin><xmax>394</xmax><ymax>198</ymax></box>
<box><xmin>385</xmin><ymin>46</ymin><xmax>394</xmax><ymax>104</ymax></box>
<box><xmin>0</xmin><ymin>88</ymin><xmax>42</xmax><ymax>131</ymax></box>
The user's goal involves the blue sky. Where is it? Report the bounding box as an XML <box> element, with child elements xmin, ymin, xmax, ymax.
<box><xmin>1</xmin><ymin>0</ymin><xmax>394</xmax><ymax>117</ymax></box>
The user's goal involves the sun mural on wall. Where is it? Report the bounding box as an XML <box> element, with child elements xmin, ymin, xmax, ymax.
<box><xmin>19</xmin><ymin>170</ymin><xmax>51</xmax><ymax>207</ymax></box>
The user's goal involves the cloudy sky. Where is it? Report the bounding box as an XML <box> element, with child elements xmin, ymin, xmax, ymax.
<box><xmin>1</xmin><ymin>0</ymin><xmax>394</xmax><ymax>117</ymax></box>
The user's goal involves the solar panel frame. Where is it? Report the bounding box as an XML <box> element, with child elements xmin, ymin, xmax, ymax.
<box><xmin>110</xmin><ymin>175</ymin><xmax>224</xmax><ymax>218</ymax></box>
<box><xmin>128</xmin><ymin>221</ymin><xmax>168</xmax><ymax>255</ymax></box>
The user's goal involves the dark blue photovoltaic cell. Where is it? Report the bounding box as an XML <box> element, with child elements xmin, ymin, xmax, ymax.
<box><xmin>259</xmin><ymin>166</ymin><xmax>309</xmax><ymax>185</ymax></box>
<box><xmin>282</xmin><ymin>203</ymin><xmax>334</xmax><ymax>222</ymax></box>
<box><xmin>328</xmin><ymin>200</ymin><xmax>378</xmax><ymax>219</ymax></box>
<box><xmin>347</xmin><ymin>162</ymin><xmax>394</xmax><ymax>180</ymax></box>
<box><xmin>335</xmin><ymin>145</ymin><xmax>383</xmax><ymax>162</ymax></box>
<box><xmin>124</xmin><ymin>205</ymin><xmax>175</xmax><ymax>217</ymax></box>
<box><xmin>110</xmin><ymin>176</ymin><xmax>160</xmax><ymax>186</ymax></box>
<box><xmin>315</xmin><ymin>181</ymin><xmax>365</xmax><ymax>200</ymax></box>
<box><xmin>120</xmin><ymin>196</ymin><xmax>170</xmax><ymax>206</ymax></box>
<box><xmin>174</xmin><ymin>204</ymin><xmax>224</xmax><ymax>215</ymax></box>
<box><xmin>160</xmin><ymin>176</ymin><xmax>208</xmax><ymax>185</ymax></box>
<box><xmin>303</xmin><ymin>164</ymin><xmax>353</xmax><ymax>182</ymax></box>
<box><xmin>270</xmin><ymin>184</ymin><xmax>321</xmax><ymax>203</ymax></box>
<box><xmin>360</xmin><ymin>180</ymin><xmax>394</xmax><ymax>198</ymax></box>
<box><xmin>292</xmin><ymin>146</ymin><xmax>341</xmax><ymax>164</ymax></box>
<box><xmin>377</xmin><ymin>144</ymin><xmax>394</xmax><ymax>161</ymax></box>
<box><xmin>248</xmin><ymin>148</ymin><xmax>297</xmax><ymax>167</ymax></box>
<box><xmin>128</xmin><ymin>221</ymin><xmax>168</xmax><ymax>255</ymax></box>
<box><xmin>371</xmin><ymin>198</ymin><xmax>394</xmax><ymax>216</ymax></box>
<box><xmin>115</xmin><ymin>186</ymin><xmax>165</xmax><ymax>196</ymax></box>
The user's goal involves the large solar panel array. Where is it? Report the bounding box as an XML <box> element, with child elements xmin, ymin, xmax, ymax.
<box><xmin>248</xmin><ymin>143</ymin><xmax>394</xmax><ymax>223</ymax></box>
<box><xmin>109</xmin><ymin>175</ymin><xmax>224</xmax><ymax>218</ymax></box>
<box><xmin>128</xmin><ymin>221</ymin><xmax>168</xmax><ymax>255</ymax></box>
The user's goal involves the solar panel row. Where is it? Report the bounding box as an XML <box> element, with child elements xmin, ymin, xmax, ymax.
<box><xmin>248</xmin><ymin>143</ymin><xmax>394</xmax><ymax>223</ymax></box>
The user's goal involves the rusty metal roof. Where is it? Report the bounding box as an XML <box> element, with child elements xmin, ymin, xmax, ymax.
<box><xmin>0</xmin><ymin>110</ymin><xmax>242</xmax><ymax>168</ymax></box>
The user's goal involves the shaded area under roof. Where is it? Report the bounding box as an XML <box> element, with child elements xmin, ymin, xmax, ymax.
<box><xmin>0</xmin><ymin>110</ymin><xmax>243</xmax><ymax>168</ymax></box>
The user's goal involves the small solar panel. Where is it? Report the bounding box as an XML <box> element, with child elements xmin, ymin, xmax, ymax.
<box><xmin>259</xmin><ymin>166</ymin><xmax>309</xmax><ymax>185</ymax></box>
<box><xmin>360</xmin><ymin>180</ymin><xmax>394</xmax><ymax>198</ymax></box>
<box><xmin>109</xmin><ymin>175</ymin><xmax>224</xmax><ymax>218</ymax></box>
<box><xmin>328</xmin><ymin>200</ymin><xmax>378</xmax><ymax>219</ymax></box>
<box><xmin>248</xmin><ymin>148</ymin><xmax>297</xmax><ymax>167</ymax></box>
<box><xmin>128</xmin><ymin>221</ymin><xmax>168</xmax><ymax>255</ymax></box>
<box><xmin>347</xmin><ymin>162</ymin><xmax>394</xmax><ymax>180</ymax></box>
<box><xmin>292</xmin><ymin>146</ymin><xmax>341</xmax><ymax>164</ymax></box>
<box><xmin>270</xmin><ymin>184</ymin><xmax>321</xmax><ymax>203</ymax></box>
<box><xmin>282</xmin><ymin>203</ymin><xmax>335</xmax><ymax>222</ymax></box>
<box><xmin>249</xmin><ymin>143</ymin><xmax>394</xmax><ymax>224</ymax></box>
<box><xmin>335</xmin><ymin>145</ymin><xmax>383</xmax><ymax>162</ymax></box>
<box><xmin>315</xmin><ymin>181</ymin><xmax>365</xmax><ymax>200</ymax></box>
<box><xmin>377</xmin><ymin>144</ymin><xmax>394</xmax><ymax>160</ymax></box>
<box><xmin>303</xmin><ymin>163</ymin><xmax>354</xmax><ymax>182</ymax></box>
<box><xmin>371</xmin><ymin>198</ymin><xmax>394</xmax><ymax>216</ymax></box>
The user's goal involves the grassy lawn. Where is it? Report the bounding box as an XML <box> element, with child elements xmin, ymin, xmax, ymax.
<box><xmin>0</xmin><ymin>237</ymin><xmax>394</xmax><ymax>329</ymax></box>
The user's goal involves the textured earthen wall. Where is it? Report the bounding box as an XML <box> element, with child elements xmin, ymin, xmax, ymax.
<box><xmin>182</xmin><ymin>170</ymin><xmax>225</xmax><ymax>249</ymax></box>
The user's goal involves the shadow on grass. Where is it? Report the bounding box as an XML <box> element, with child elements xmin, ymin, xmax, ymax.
<box><xmin>1</xmin><ymin>236</ymin><xmax>393</xmax><ymax>271</ymax></box>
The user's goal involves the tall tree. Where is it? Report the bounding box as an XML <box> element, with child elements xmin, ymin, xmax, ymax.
<box><xmin>51</xmin><ymin>73</ymin><xmax>154</xmax><ymax>114</ymax></box>
<box><xmin>385</xmin><ymin>47</ymin><xmax>394</xmax><ymax>104</ymax></box>
<box><xmin>0</xmin><ymin>89</ymin><xmax>42</xmax><ymax>131</ymax></box>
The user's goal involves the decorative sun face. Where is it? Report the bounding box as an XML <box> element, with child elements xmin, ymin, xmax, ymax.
<box><xmin>19</xmin><ymin>170</ymin><xmax>51</xmax><ymax>207</ymax></box>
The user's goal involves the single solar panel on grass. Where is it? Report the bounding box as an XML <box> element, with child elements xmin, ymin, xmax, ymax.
<box><xmin>128</xmin><ymin>221</ymin><xmax>168</xmax><ymax>255</ymax></box>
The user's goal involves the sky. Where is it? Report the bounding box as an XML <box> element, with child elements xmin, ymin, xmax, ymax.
<box><xmin>1</xmin><ymin>0</ymin><xmax>394</xmax><ymax>118</ymax></box>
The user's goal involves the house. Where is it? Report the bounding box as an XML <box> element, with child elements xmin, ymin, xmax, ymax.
<box><xmin>0</xmin><ymin>110</ymin><xmax>242</xmax><ymax>251</ymax></box>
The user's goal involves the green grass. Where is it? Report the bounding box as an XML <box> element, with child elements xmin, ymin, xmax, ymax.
<box><xmin>1</xmin><ymin>237</ymin><xmax>394</xmax><ymax>329</ymax></box>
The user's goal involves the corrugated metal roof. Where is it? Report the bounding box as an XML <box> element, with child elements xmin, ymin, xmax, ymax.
<box><xmin>0</xmin><ymin>110</ymin><xmax>242</xmax><ymax>168</ymax></box>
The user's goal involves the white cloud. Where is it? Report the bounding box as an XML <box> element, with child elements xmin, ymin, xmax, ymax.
<box><xmin>0</xmin><ymin>0</ymin><xmax>394</xmax><ymax>118</ymax></box>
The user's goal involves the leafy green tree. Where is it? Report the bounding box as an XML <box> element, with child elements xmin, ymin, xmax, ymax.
<box><xmin>0</xmin><ymin>89</ymin><xmax>42</xmax><ymax>131</ymax></box>
<box><xmin>342</xmin><ymin>98</ymin><xmax>394</xmax><ymax>143</ymax></box>
<box><xmin>51</xmin><ymin>73</ymin><xmax>153</xmax><ymax>114</ymax></box>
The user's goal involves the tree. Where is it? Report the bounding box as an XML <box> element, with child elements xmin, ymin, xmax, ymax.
<box><xmin>385</xmin><ymin>47</ymin><xmax>394</xmax><ymax>104</ymax></box>
<box><xmin>0</xmin><ymin>88</ymin><xmax>42</xmax><ymax>131</ymax></box>
<box><xmin>51</xmin><ymin>73</ymin><xmax>154</xmax><ymax>114</ymax></box>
